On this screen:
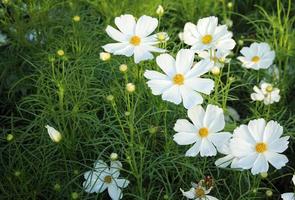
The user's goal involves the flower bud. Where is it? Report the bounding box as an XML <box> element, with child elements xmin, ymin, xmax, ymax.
<box><xmin>45</xmin><ymin>125</ymin><xmax>62</xmax><ymax>143</ymax></box>
<box><xmin>265</xmin><ymin>189</ymin><xmax>273</xmax><ymax>197</ymax></box>
<box><xmin>126</xmin><ymin>83</ymin><xmax>135</xmax><ymax>93</ymax></box>
<box><xmin>57</xmin><ymin>49</ymin><xmax>65</xmax><ymax>56</ymax></box>
<box><xmin>110</xmin><ymin>153</ymin><xmax>118</xmax><ymax>161</ymax></box>
<box><xmin>156</xmin><ymin>5</ymin><xmax>164</xmax><ymax>16</ymax></box>
<box><xmin>227</xmin><ymin>2</ymin><xmax>233</xmax><ymax>9</ymax></box>
<box><xmin>106</xmin><ymin>95</ymin><xmax>114</xmax><ymax>102</ymax></box>
<box><xmin>211</xmin><ymin>66</ymin><xmax>220</xmax><ymax>75</ymax></box>
<box><xmin>73</xmin><ymin>15</ymin><xmax>80</xmax><ymax>22</ymax></box>
<box><xmin>260</xmin><ymin>172</ymin><xmax>268</xmax><ymax>178</ymax></box>
<box><xmin>100</xmin><ymin>52</ymin><xmax>111</xmax><ymax>61</ymax></box>
<box><xmin>71</xmin><ymin>192</ymin><xmax>79</xmax><ymax>199</ymax></box>
<box><xmin>6</xmin><ymin>134</ymin><xmax>14</xmax><ymax>141</ymax></box>
<box><xmin>119</xmin><ymin>64</ymin><xmax>128</xmax><ymax>73</ymax></box>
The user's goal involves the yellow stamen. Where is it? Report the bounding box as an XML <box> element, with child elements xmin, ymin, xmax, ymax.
<box><xmin>173</xmin><ymin>74</ymin><xmax>184</xmax><ymax>85</ymax></box>
<box><xmin>255</xmin><ymin>142</ymin><xmax>267</xmax><ymax>153</ymax></box>
<box><xmin>202</xmin><ymin>35</ymin><xmax>212</xmax><ymax>44</ymax></box>
<box><xmin>130</xmin><ymin>35</ymin><xmax>141</xmax><ymax>46</ymax></box>
<box><xmin>104</xmin><ymin>175</ymin><xmax>112</xmax><ymax>183</ymax></box>
<box><xmin>198</xmin><ymin>128</ymin><xmax>209</xmax><ymax>138</ymax></box>
<box><xmin>195</xmin><ymin>188</ymin><xmax>205</xmax><ymax>197</ymax></box>
<box><xmin>251</xmin><ymin>56</ymin><xmax>260</xmax><ymax>63</ymax></box>
<box><xmin>266</xmin><ymin>85</ymin><xmax>273</xmax><ymax>93</ymax></box>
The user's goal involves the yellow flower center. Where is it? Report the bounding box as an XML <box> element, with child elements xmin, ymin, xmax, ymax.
<box><xmin>251</xmin><ymin>56</ymin><xmax>260</xmax><ymax>63</ymax></box>
<box><xmin>130</xmin><ymin>35</ymin><xmax>141</xmax><ymax>46</ymax></box>
<box><xmin>198</xmin><ymin>127</ymin><xmax>209</xmax><ymax>138</ymax></box>
<box><xmin>104</xmin><ymin>175</ymin><xmax>112</xmax><ymax>183</ymax></box>
<box><xmin>266</xmin><ymin>85</ymin><xmax>273</xmax><ymax>93</ymax></box>
<box><xmin>255</xmin><ymin>142</ymin><xmax>267</xmax><ymax>153</ymax></box>
<box><xmin>173</xmin><ymin>74</ymin><xmax>184</xmax><ymax>85</ymax></box>
<box><xmin>195</xmin><ymin>188</ymin><xmax>205</xmax><ymax>197</ymax></box>
<box><xmin>157</xmin><ymin>33</ymin><xmax>166</xmax><ymax>41</ymax></box>
<box><xmin>202</xmin><ymin>34</ymin><xmax>213</xmax><ymax>44</ymax></box>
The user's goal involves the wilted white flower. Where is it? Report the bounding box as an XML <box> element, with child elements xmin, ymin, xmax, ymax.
<box><xmin>183</xmin><ymin>16</ymin><xmax>236</xmax><ymax>52</ymax></box>
<box><xmin>173</xmin><ymin>104</ymin><xmax>232</xmax><ymax>157</ymax></box>
<box><xmin>238</xmin><ymin>42</ymin><xmax>275</xmax><ymax>70</ymax></box>
<box><xmin>230</xmin><ymin>118</ymin><xmax>289</xmax><ymax>175</ymax></box>
<box><xmin>144</xmin><ymin>49</ymin><xmax>214</xmax><ymax>109</ymax></box>
<box><xmin>251</xmin><ymin>82</ymin><xmax>280</xmax><ymax>105</ymax></box>
<box><xmin>102</xmin><ymin>14</ymin><xmax>165</xmax><ymax>63</ymax></box>
<box><xmin>180</xmin><ymin>180</ymin><xmax>218</xmax><ymax>200</ymax></box>
<box><xmin>100</xmin><ymin>52</ymin><xmax>111</xmax><ymax>61</ymax></box>
<box><xmin>45</xmin><ymin>125</ymin><xmax>62</xmax><ymax>143</ymax></box>
<box><xmin>83</xmin><ymin>160</ymin><xmax>129</xmax><ymax>200</ymax></box>
<box><xmin>156</xmin><ymin>5</ymin><xmax>164</xmax><ymax>16</ymax></box>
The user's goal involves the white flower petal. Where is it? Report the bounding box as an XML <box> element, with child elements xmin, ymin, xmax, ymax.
<box><xmin>215</xmin><ymin>154</ymin><xmax>234</xmax><ymax>168</ymax></box>
<box><xmin>144</xmin><ymin>70</ymin><xmax>169</xmax><ymax>80</ymax></box>
<box><xmin>188</xmin><ymin>105</ymin><xmax>205</xmax><ymax>129</ymax></box>
<box><xmin>183</xmin><ymin>22</ymin><xmax>198</xmax><ymax>45</ymax></box>
<box><xmin>113</xmin><ymin>45</ymin><xmax>135</xmax><ymax>56</ymax></box>
<box><xmin>204</xmin><ymin>104</ymin><xmax>225</xmax><ymax>133</ymax></box>
<box><xmin>110</xmin><ymin>161</ymin><xmax>122</xmax><ymax>178</ymax></box>
<box><xmin>146</xmin><ymin>80</ymin><xmax>173</xmax><ymax>95</ymax></box>
<box><xmin>105</xmin><ymin>26</ymin><xmax>127</xmax><ymax>42</ymax></box>
<box><xmin>102</xmin><ymin>43</ymin><xmax>129</xmax><ymax>54</ymax></box>
<box><xmin>206</xmin><ymin>195</ymin><xmax>219</xmax><ymax>200</ymax></box>
<box><xmin>114</xmin><ymin>14</ymin><xmax>136</xmax><ymax>35</ymax></box>
<box><xmin>251</xmin><ymin>154</ymin><xmax>269</xmax><ymax>175</ymax></box>
<box><xmin>108</xmin><ymin>182</ymin><xmax>122</xmax><ymax>200</ymax></box>
<box><xmin>200</xmin><ymin>138</ymin><xmax>217</xmax><ymax>157</ymax></box>
<box><xmin>281</xmin><ymin>193</ymin><xmax>295</xmax><ymax>200</ymax></box>
<box><xmin>263</xmin><ymin>120</ymin><xmax>283</xmax><ymax>143</ymax></box>
<box><xmin>162</xmin><ymin>85</ymin><xmax>182</xmax><ymax>105</ymax></box>
<box><xmin>135</xmin><ymin>15</ymin><xmax>158</xmax><ymax>37</ymax></box>
<box><xmin>156</xmin><ymin>53</ymin><xmax>176</xmax><ymax>77</ymax></box>
<box><xmin>185</xmin><ymin>59</ymin><xmax>213</xmax><ymax>78</ymax></box>
<box><xmin>173</xmin><ymin>132</ymin><xmax>198</xmax><ymax>145</ymax></box>
<box><xmin>180</xmin><ymin>86</ymin><xmax>203</xmax><ymax>109</ymax></box>
<box><xmin>133</xmin><ymin>46</ymin><xmax>154</xmax><ymax>63</ymax></box>
<box><xmin>185</xmin><ymin>77</ymin><xmax>214</xmax><ymax>95</ymax></box>
<box><xmin>268</xmin><ymin>136</ymin><xmax>289</xmax><ymax>153</ymax></box>
<box><xmin>115</xmin><ymin>178</ymin><xmax>129</xmax><ymax>188</ymax></box>
<box><xmin>174</xmin><ymin>119</ymin><xmax>197</xmax><ymax>133</ymax></box>
<box><xmin>185</xmin><ymin>139</ymin><xmax>202</xmax><ymax>157</ymax></box>
<box><xmin>175</xmin><ymin>49</ymin><xmax>195</xmax><ymax>74</ymax></box>
<box><xmin>180</xmin><ymin>188</ymin><xmax>195</xmax><ymax>199</ymax></box>
<box><xmin>248</xmin><ymin>118</ymin><xmax>266</xmax><ymax>142</ymax></box>
<box><xmin>265</xmin><ymin>152</ymin><xmax>288</xmax><ymax>169</ymax></box>
<box><xmin>208</xmin><ymin>132</ymin><xmax>232</xmax><ymax>150</ymax></box>
<box><xmin>237</xmin><ymin>153</ymin><xmax>258</xmax><ymax>169</ymax></box>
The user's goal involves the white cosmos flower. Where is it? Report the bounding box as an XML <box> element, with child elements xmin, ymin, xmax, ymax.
<box><xmin>251</xmin><ymin>82</ymin><xmax>280</xmax><ymax>105</ymax></box>
<box><xmin>102</xmin><ymin>14</ymin><xmax>165</xmax><ymax>64</ymax></box>
<box><xmin>230</xmin><ymin>118</ymin><xmax>289</xmax><ymax>175</ymax></box>
<box><xmin>197</xmin><ymin>49</ymin><xmax>230</xmax><ymax>69</ymax></box>
<box><xmin>237</xmin><ymin>42</ymin><xmax>275</xmax><ymax>70</ymax></box>
<box><xmin>215</xmin><ymin>138</ymin><xmax>240</xmax><ymax>169</ymax></box>
<box><xmin>173</xmin><ymin>104</ymin><xmax>232</xmax><ymax>157</ymax></box>
<box><xmin>83</xmin><ymin>160</ymin><xmax>129</xmax><ymax>200</ymax></box>
<box><xmin>281</xmin><ymin>193</ymin><xmax>295</xmax><ymax>200</ymax></box>
<box><xmin>45</xmin><ymin>125</ymin><xmax>62</xmax><ymax>143</ymax></box>
<box><xmin>180</xmin><ymin>181</ymin><xmax>218</xmax><ymax>200</ymax></box>
<box><xmin>183</xmin><ymin>16</ymin><xmax>236</xmax><ymax>51</ymax></box>
<box><xmin>144</xmin><ymin>49</ymin><xmax>214</xmax><ymax>109</ymax></box>
<box><xmin>293</xmin><ymin>175</ymin><xmax>295</xmax><ymax>185</ymax></box>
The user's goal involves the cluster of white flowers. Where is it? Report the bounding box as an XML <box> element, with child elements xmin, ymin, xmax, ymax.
<box><xmin>65</xmin><ymin>6</ymin><xmax>289</xmax><ymax>199</ymax></box>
